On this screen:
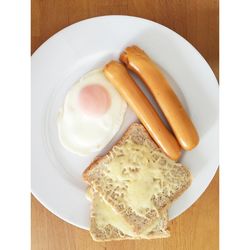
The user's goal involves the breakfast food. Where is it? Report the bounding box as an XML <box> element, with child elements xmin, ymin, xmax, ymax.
<box><xmin>89</xmin><ymin>189</ymin><xmax>170</xmax><ymax>241</ymax></box>
<box><xmin>57</xmin><ymin>68</ymin><xmax>127</xmax><ymax>156</ymax></box>
<box><xmin>120</xmin><ymin>46</ymin><xmax>199</xmax><ymax>150</ymax></box>
<box><xmin>83</xmin><ymin>123</ymin><xmax>192</xmax><ymax>240</ymax></box>
<box><xmin>104</xmin><ymin>61</ymin><xmax>181</xmax><ymax>160</ymax></box>
<box><xmin>57</xmin><ymin>45</ymin><xmax>196</xmax><ymax>241</ymax></box>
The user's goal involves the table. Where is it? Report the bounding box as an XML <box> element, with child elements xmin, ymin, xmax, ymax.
<box><xmin>31</xmin><ymin>1</ymin><xmax>219</xmax><ymax>249</ymax></box>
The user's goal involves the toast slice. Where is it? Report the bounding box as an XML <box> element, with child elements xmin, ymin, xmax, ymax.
<box><xmin>89</xmin><ymin>190</ymin><xmax>170</xmax><ymax>241</ymax></box>
<box><xmin>83</xmin><ymin>123</ymin><xmax>192</xmax><ymax>233</ymax></box>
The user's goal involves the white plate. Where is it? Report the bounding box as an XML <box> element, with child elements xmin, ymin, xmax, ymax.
<box><xmin>31</xmin><ymin>15</ymin><xmax>219</xmax><ymax>229</ymax></box>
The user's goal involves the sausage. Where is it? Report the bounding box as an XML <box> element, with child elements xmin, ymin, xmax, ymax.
<box><xmin>104</xmin><ymin>61</ymin><xmax>181</xmax><ymax>160</ymax></box>
<box><xmin>120</xmin><ymin>45</ymin><xmax>199</xmax><ymax>150</ymax></box>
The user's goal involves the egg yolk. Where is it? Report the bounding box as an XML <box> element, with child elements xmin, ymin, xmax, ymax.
<box><xmin>79</xmin><ymin>84</ymin><xmax>111</xmax><ymax>117</ymax></box>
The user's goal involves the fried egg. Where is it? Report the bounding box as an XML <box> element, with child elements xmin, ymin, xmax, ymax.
<box><xmin>57</xmin><ymin>68</ymin><xmax>127</xmax><ymax>156</ymax></box>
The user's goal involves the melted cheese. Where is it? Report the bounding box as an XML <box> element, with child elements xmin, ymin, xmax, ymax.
<box><xmin>104</xmin><ymin>138</ymin><xmax>173</xmax><ymax>216</ymax></box>
<box><xmin>87</xmin><ymin>137</ymin><xmax>178</xmax><ymax>237</ymax></box>
<box><xmin>94</xmin><ymin>194</ymin><xmax>163</xmax><ymax>237</ymax></box>
<box><xmin>94</xmin><ymin>195</ymin><xmax>136</xmax><ymax>236</ymax></box>
<box><xmin>85</xmin><ymin>186</ymin><xmax>93</xmax><ymax>201</ymax></box>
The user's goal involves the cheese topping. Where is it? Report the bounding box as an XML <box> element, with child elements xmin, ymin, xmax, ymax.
<box><xmin>85</xmin><ymin>186</ymin><xmax>93</xmax><ymax>201</ymax></box>
<box><xmin>104</xmin><ymin>138</ymin><xmax>174</xmax><ymax>216</ymax></box>
<box><xmin>94</xmin><ymin>194</ymin><xmax>163</xmax><ymax>237</ymax></box>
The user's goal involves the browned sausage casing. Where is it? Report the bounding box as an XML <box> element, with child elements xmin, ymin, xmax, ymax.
<box><xmin>120</xmin><ymin>46</ymin><xmax>199</xmax><ymax>150</ymax></box>
<box><xmin>104</xmin><ymin>61</ymin><xmax>181</xmax><ymax>161</ymax></box>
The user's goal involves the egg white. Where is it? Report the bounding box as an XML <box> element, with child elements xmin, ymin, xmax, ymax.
<box><xmin>57</xmin><ymin>68</ymin><xmax>127</xmax><ymax>156</ymax></box>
